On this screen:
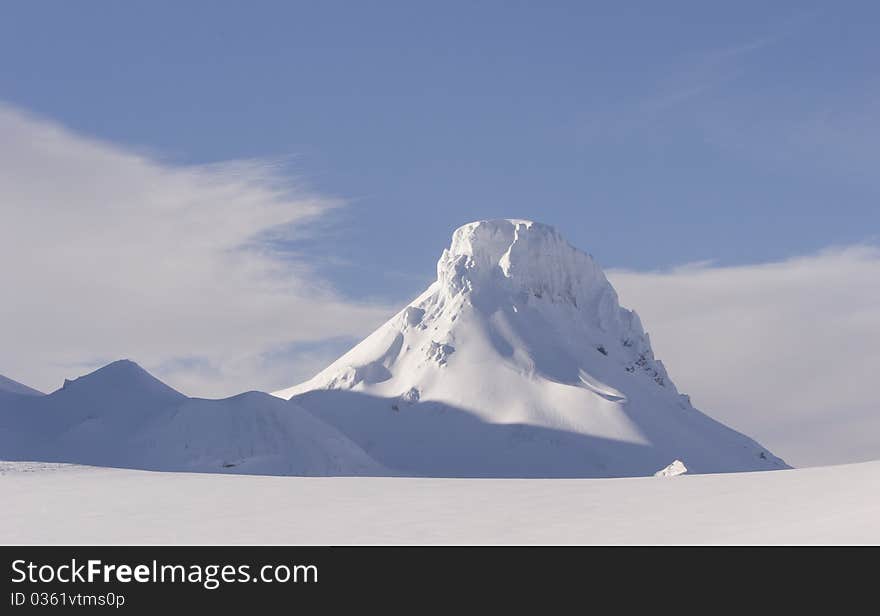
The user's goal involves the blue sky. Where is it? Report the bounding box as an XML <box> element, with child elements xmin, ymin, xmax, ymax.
<box><xmin>3</xmin><ymin>1</ymin><xmax>878</xmax><ymax>301</ymax></box>
<box><xmin>2</xmin><ymin>2</ymin><xmax>879</xmax><ymax>399</ymax></box>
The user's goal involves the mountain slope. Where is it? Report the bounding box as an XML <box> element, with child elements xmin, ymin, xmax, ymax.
<box><xmin>0</xmin><ymin>373</ymin><xmax>43</xmax><ymax>396</ymax></box>
<box><xmin>276</xmin><ymin>219</ymin><xmax>787</xmax><ymax>477</ymax></box>
<box><xmin>0</xmin><ymin>360</ymin><xmax>384</xmax><ymax>476</ymax></box>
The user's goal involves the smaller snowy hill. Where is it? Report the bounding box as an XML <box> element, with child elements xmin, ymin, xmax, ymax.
<box><xmin>0</xmin><ymin>373</ymin><xmax>43</xmax><ymax>397</ymax></box>
<box><xmin>0</xmin><ymin>360</ymin><xmax>384</xmax><ymax>476</ymax></box>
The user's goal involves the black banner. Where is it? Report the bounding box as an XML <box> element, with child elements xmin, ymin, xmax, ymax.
<box><xmin>0</xmin><ymin>546</ymin><xmax>868</xmax><ymax>611</ymax></box>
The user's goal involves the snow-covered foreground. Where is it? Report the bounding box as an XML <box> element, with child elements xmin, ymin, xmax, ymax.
<box><xmin>2</xmin><ymin>461</ymin><xmax>877</xmax><ymax>544</ymax></box>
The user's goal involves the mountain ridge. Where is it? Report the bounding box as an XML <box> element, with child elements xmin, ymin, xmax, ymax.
<box><xmin>0</xmin><ymin>360</ymin><xmax>385</xmax><ymax>476</ymax></box>
<box><xmin>0</xmin><ymin>373</ymin><xmax>43</xmax><ymax>397</ymax></box>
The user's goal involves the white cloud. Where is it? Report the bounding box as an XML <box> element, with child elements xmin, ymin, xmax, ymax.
<box><xmin>608</xmin><ymin>246</ymin><xmax>880</xmax><ymax>467</ymax></box>
<box><xmin>0</xmin><ymin>104</ymin><xmax>392</xmax><ymax>397</ymax></box>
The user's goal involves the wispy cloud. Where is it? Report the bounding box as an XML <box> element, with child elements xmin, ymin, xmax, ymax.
<box><xmin>697</xmin><ymin>84</ymin><xmax>880</xmax><ymax>186</ymax></box>
<box><xmin>579</xmin><ymin>12</ymin><xmax>818</xmax><ymax>142</ymax></box>
<box><xmin>608</xmin><ymin>245</ymin><xmax>880</xmax><ymax>467</ymax></box>
<box><xmin>0</xmin><ymin>104</ymin><xmax>394</xmax><ymax>397</ymax></box>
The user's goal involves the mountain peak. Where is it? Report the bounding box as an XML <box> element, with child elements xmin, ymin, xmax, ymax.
<box><xmin>444</xmin><ymin>219</ymin><xmax>557</xmax><ymax>265</ymax></box>
<box><xmin>438</xmin><ymin>219</ymin><xmax>610</xmax><ymax>311</ymax></box>
<box><xmin>436</xmin><ymin>220</ymin><xmax>650</xmax><ymax>369</ymax></box>
<box><xmin>278</xmin><ymin>220</ymin><xmax>668</xmax><ymax>399</ymax></box>
<box><xmin>275</xmin><ymin>218</ymin><xmax>784</xmax><ymax>476</ymax></box>
<box><xmin>56</xmin><ymin>359</ymin><xmax>185</xmax><ymax>401</ymax></box>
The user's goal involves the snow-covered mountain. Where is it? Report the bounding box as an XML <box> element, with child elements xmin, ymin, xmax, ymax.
<box><xmin>0</xmin><ymin>373</ymin><xmax>43</xmax><ymax>397</ymax></box>
<box><xmin>0</xmin><ymin>360</ymin><xmax>384</xmax><ymax>476</ymax></box>
<box><xmin>276</xmin><ymin>219</ymin><xmax>787</xmax><ymax>477</ymax></box>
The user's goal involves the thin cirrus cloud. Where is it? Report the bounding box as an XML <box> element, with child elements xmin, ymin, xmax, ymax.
<box><xmin>608</xmin><ymin>245</ymin><xmax>880</xmax><ymax>468</ymax></box>
<box><xmin>0</xmin><ymin>103</ymin><xmax>393</xmax><ymax>398</ymax></box>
